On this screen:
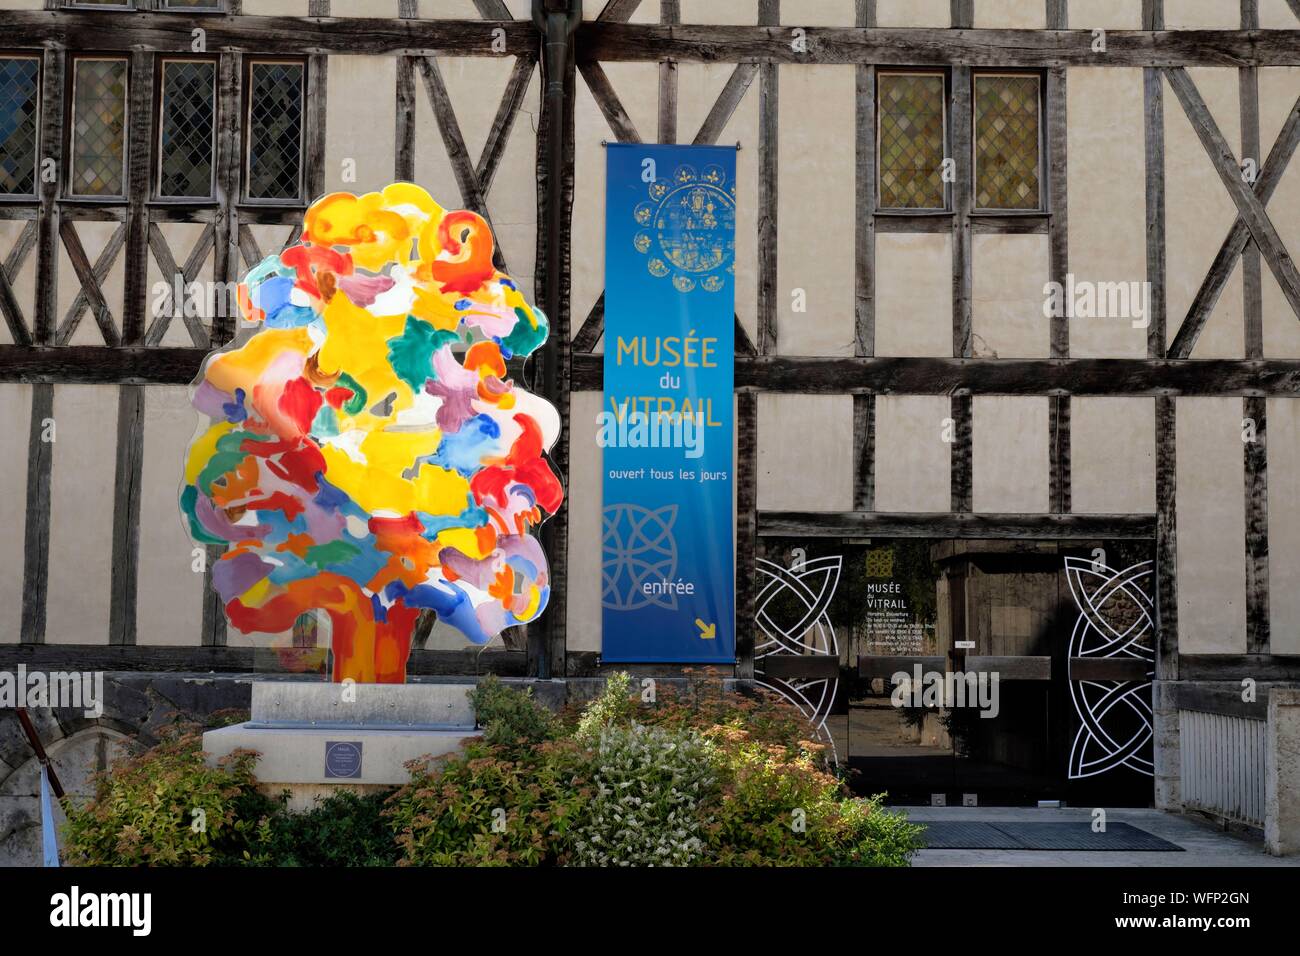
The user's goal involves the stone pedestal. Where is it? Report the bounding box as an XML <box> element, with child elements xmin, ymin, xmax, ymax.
<box><xmin>1266</xmin><ymin>687</ymin><xmax>1300</xmax><ymax>856</ymax></box>
<box><xmin>203</xmin><ymin>681</ymin><xmax>480</xmax><ymax>810</ymax></box>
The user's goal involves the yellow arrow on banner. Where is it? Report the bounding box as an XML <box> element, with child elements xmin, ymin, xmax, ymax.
<box><xmin>695</xmin><ymin>619</ymin><xmax>716</xmax><ymax>640</ymax></box>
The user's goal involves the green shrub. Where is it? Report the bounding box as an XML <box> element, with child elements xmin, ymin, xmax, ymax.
<box><xmin>250</xmin><ymin>789</ymin><xmax>400</xmax><ymax>867</ymax></box>
<box><xmin>704</xmin><ymin>738</ymin><xmax>920</xmax><ymax>867</ymax></box>
<box><xmin>571</xmin><ymin>722</ymin><xmax>718</xmax><ymax>867</ymax></box>
<box><xmin>573</xmin><ymin>671</ymin><xmax>637</xmax><ymax>743</ymax></box>
<box><xmin>387</xmin><ymin>739</ymin><xmax>589</xmax><ymax>866</ymax></box>
<box><xmin>468</xmin><ymin>675</ymin><xmax>557</xmax><ymax>750</ymax></box>
<box><xmin>62</xmin><ymin>725</ymin><xmax>282</xmax><ymax>867</ymax></box>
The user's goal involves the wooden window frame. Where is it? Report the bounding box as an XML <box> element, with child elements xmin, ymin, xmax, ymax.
<box><xmin>66</xmin><ymin>54</ymin><xmax>130</xmax><ymax>202</ymax></box>
<box><xmin>971</xmin><ymin>70</ymin><xmax>1046</xmax><ymax>215</ymax></box>
<box><xmin>153</xmin><ymin>56</ymin><xmax>218</xmax><ymax>203</ymax></box>
<box><xmin>875</xmin><ymin>67</ymin><xmax>951</xmax><ymax>214</ymax></box>
<box><xmin>241</xmin><ymin>56</ymin><xmax>307</xmax><ymax>207</ymax></box>
<box><xmin>0</xmin><ymin>52</ymin><xmax>43</xmax><ymax>202</ymax></box>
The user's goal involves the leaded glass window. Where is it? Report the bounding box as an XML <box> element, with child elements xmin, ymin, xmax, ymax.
<box><xmin>974</xmin><ymin>73</ymin><xmax>1042</xmax><ymax>211</ymax></box>
<box><xmin>158</xmin><ymin>60</ymin><xmax>216</xmax><ymax>199</ymax></box>
<box><xmin>246</xmin><ymin>61</ymin><xmax>304</xmax><ymax>202</ymax></box>
<box><xmin>70</xmin><ymin>58</ymin><xmax>128</xmax><ymax>197</ymax></box>
<box><xmin>0</xmin><ymin>57</ymin><xmax>40</xmax><ymax>197</ymax></box>
<box><xmin>877</xmin><ymin>72</ymin><xmax>946</xmax><ymax>210</ymax></box>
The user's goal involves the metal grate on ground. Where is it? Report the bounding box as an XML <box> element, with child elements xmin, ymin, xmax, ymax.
<box><xmin>918</xmin><ymin>821</ymin><xmax>1183</xmax><ymax>851</ymax></box>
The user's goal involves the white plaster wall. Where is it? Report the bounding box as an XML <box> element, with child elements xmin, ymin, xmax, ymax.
<box><xmin>146</xmin><ymin>222</ymin><xmax>215</xmax><ymax>348</ymax></box>
<box><xmin>1164</xmin><ymin>68</ymin><xmax>1244</xmax><ymax>358</ymax></box>
<box><xmin>971</xmin><ymin>234</ymin><xmax>1050</xmax><ymax>358</ymax></box>
<box><xmin>1259</xmin><ymin>68</ymin><xmax>1300</xmax><ymax>358</ymax></box>
<box><xmin>876</xmin><ymin>0</ymin><xmax>949</xmax><ymax>27</ymax></box>
<box><xmin>0</xmin><ymin>385</ymin><xmax>31</xmax><ymax>642</ymax></box>
<box><xmin>44</xmin><ymin>385</ymin><xmax>118</xmax><ymax>645</ymax></box>
<box><xmin>972</xmin><ymin>396</ymin><xmax>1049</xmax><ymax>513</ymax></box>
<box><xmin>571</xmin><ymin>61</ymin><xmax>658</xmax><ymax>350</ymax></box>
<box><xmin>1268</xmin><ymin>398</ymin><xmax>1300</xmax><ymax>654</ymax></box>
<box><xmin>566</xmin><ymin>390</ymin><xmax>603</xmax><ymax>653</ymax></box>
<box><xmin>1164</xmin><ymin>0</ymin><xmax>1244</xmax><ymax>29</ymax></box>
<box><xmin>136</xmin><ymin>387</ymin><xmax>204</xmax><ymax>646</ymax></box>
<box><xmin>677</xmin><ymin>62</ymin><xmax>760</xmax><ymax>348</ymax></box>
<box><xmin>873</xmin><ymin>395</ymin><xmax>951</xmax><ymax>512</ymax></box>
<box><xmin>756</xmin><ymin>394</ymin><xmax>853</xmax><ymax>511</ymax></box>
<box><xmin>1176</xmin><ymin>397</ymin><xmax>1247</xmax><ymax>654</ymax></box>
<box><xmin>875</xmin><ymin>233</ymin><xmax>952</xmax><ymax>357</ymax></box>
<box><xmin>974</xmin><ymin>0</ymin><xmax>1046</xmax><ymax>29</ymax></box>
<box><xmin>0</xmin><ymin>221</ymin><xmax>35</xmax><ymax>347</ymax></box>
<box><xmin>776</xmin><ymin>63</ymin><xmax>856</xmax><ymax>356</ymax></box>
<box><xmin>58</xmin><ymin>221</ymin><xmax>125</xmax><ymax>348</ymax></box>
<box><xmin>324</xmin><ymin>56</ymin><xmax>398</xmax><ymax>198</ymax></box>
<box><xmin>1067</xmin><ymin>67</ymin><xmax>1148</xmax><ymax>358</ymax></box>
<box><xmin>242</xmin><ymin>0</ymin><xmax>308</xmax><ymax>15</ymax></box>
<box><xmin>783</xmin><ymin>0</ymin><xmax>855</xmax><ymax>27</ymax></box>
<box><xmin>1069</xmin><ymin>0</ymin><xmax>1143</xmax><ymax>29</ymax></box>
<box><xmin>1260</xmin><ymin>0</ymin><xmax>1300</xmax><ymax>28</ymax></box>
<box><xmin>1070</xmin><ymin>397</ymin><xmax>1156</xmax><ymax>513</ymax></box>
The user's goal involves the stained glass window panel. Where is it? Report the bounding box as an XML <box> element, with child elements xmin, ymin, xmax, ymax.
<box><xmin>0</xmin><ymin>57</ymin><xmax>40</xmax><ymax>196</ymax></box>
<box><xmin>877</xmin><ymin>72</ymin><xmax>946</xmax><ymax>210</ymax></box>
<box><xmin>159</xmin><ymin>60</ymin><xmax>216</xmax><ymax>198</ymax></box>
<box><xmin>246</xmin><ymin>62</ymin><xmax>304</xmax><ymax>202</ymax></box>
<box><xmin>71</xmin><ymin>58</ymin><xmax>128</xmax><ymax>197</ymax></box>
<box><xmin>974</xmin><ymin>74</ymin><xmax>1041</xmax><ymax>211</ymax></box>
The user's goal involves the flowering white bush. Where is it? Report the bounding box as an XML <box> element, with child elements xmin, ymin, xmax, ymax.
<box><xmin>571</xmin><ymin>722</ymin><xmax>717</xmax><ymax>867</ymax></box>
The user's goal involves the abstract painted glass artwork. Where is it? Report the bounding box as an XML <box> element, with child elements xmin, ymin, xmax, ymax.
<box><xmin>878</xmin><ymin>71</ymin><xmax>946</xmax><ymax>210</ymax></box>
<box><xmin>974</xmin><ymin>73</ymin><xmax>1041</xmax><ymax>211</ymax></box>
<box><xmin>158</xmin><ymin>60</ymin><xmax>216</xmax><ymax>199</ymax></box>
<box><xmin>71</xmin><ymin>58</ymin><xmax>128</xmax><ymax>197</ymax></box>
<box><xmin>0</xmin><ymin>57</ymin><xmax>40</xmax><ymax>196</ymax></box>
<box><xmin>181</xmin><ymin>184</ymin><xmax>563</xmax><ymax>683</ymax></box>
<box><xmin>246</xmin><ymin>61</ymin><xmax>304</xmax><ymax>202</ymax></box>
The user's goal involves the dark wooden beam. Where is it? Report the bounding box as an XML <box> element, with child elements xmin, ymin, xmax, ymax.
<box><xmin>950</xmin><ymin>394</ymin><xmax>972</xmax><ymax>512</ymax></box>
<box><xmin>108</xmin><ymin>386</ymin><xmax>144</xmax><ymax>646</ymax></box>
<box><xmin>951</xmin><ymin>66</ymin><xmax>972</xmax><ymax>359</ymax></box>
<box><xmin>1155</xmin><ymin>394</ymin><xmax>1178</xmax><ymax>680</ymax></box>
<box><xmin>1049</xmin><ymin>394</ymin><xmax>1071</xmax><ymax>513</ymax></box>
<box><xmin>1244</xmin><ymin>395</ymin><xmax>1269</xmax><ymax>653</ymax></box>
<box><xmin>1178</xmin><ymin>654</ymin><xmax>1300</xmax><ymax>681</ymax></box>
<box><xmin>757</xmin><ymin>0</ymin><xmax>779</xmax><ymax>355</ymax></box>
<box><xmin>20</xmin><ymin>384</ymin><xmax>52</xmax><ymax>644</ymax></box>
<box><xmin>758</xmin><ymin>511</ymin><xmax>1156</xmax><ymax>539</ymax></box>
<box><xmin>577</xmin><ymin>24</ymin><xmax>1300</xmax><ymax>67</ymax></box>
<box><xmin>854</xmin><ymin>7</ymin><xmax>875</xmax><ymax>357</ymax></box>
<box><xmin>0</xmin><ymin>643</ymin><xmax>529</xmax><ymax>677</ymax></box>
<box><xmin>576</xmin><ymin>59</ymin><xmax>642</xmax><ymax>143</ymax></box>
<box><xmin>691</xmin><ymin>62</ymin><xmax>757</xmax><ymax>146</ymax></box>
<box><xmin>0</xmin><ymin>12</ymin><xmax>539</xmax><ymax>56</ymax></box>
<box><xmin>852</xmin><ymin>392</ymin><xmax>874</xmax><ymax>511</ymax></box>
<box><xmin>736</xmin><ymin>392</ymin><xmax>758</xmax><ymax>680</ymax></box>
<box><xmin>658</xmin><ymin>0</ymin><xmax>679</xmax><ymax>144</ymax></box>
<box><xmin>14</xmin><ymin>347</ymin><xmax>1300</xmax><ymax>395</ymax></box>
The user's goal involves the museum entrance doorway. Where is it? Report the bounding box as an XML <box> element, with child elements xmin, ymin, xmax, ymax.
<box><xmin>754</xmin><ymin>537</ymin><xmax>1156</xmax><ymax>807</ymax></box>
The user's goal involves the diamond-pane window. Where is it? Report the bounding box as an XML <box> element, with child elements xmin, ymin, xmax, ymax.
<box><xmin>878</xmin><ymin>72</ymin><xmax>946</xmax><ymax>210</ymax></box>
<box><xmin>974</xmin><ymin>73</ymin><xmax>1041</xmax><ymax>211</ymax></box>
<box><xmin>0</xmin><ymin>57</ymin><xmax>40</xmax><ymax>196</ymax></box>
<box><xmin>158</xmin><ymin>60</ymin><xmax>215</xmax><ymax>198</ymax></box>
<box><xmin>71</xmin><ymin>58</ymin><xmax>128</xmax><ymax>197</ymax></box>
<box><xmin>246</xmin><ymin>61</ymin><xmax>304</xmax><ymax>202</ymax></box>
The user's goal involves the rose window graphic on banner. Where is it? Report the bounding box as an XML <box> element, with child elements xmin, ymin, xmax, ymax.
<box><xmin>632</xmin><ymin>162</ymin><xmax>736</xmax><ymax>294</ymax></box>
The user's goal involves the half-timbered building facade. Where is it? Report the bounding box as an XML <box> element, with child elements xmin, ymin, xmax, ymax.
<box><xmin>3</xmin><ymin>0</ymin><xmax>1300</xmax><ymax>854</ymax></box>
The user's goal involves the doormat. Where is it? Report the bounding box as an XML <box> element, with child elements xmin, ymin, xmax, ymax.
<box><xmin>917</xmin><ymin>821</ymin><xmax>1183</xmax><ymax>851</ymax></box>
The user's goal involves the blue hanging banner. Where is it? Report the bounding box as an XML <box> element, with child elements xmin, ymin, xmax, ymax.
<box><xmin>601</xmin><ymin>143</ymin><xmax>736</xmax><ymax>663</ymax></box>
